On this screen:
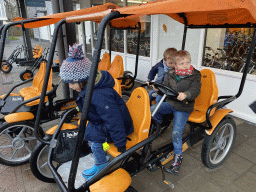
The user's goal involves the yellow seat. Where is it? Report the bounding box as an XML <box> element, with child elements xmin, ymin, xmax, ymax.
<box><xmin>113</xmin><ymin>78</ymin><xmax>122</xmax><ymax>96</ymax></box>
<box><xmin>107</xmin><ymin>87</ymin><xmax>151</xmax><ymax>157</ymax></box>
<box><xmin>108</xmin><ymin>55</ymin><xmax>124</xmax><ymax>79</ymax></box>
<box><xmin>98</xmin><ymin>52</ymin><xmax>111</xmax><ymax>71</ymax></box>
<box><xmin>33</xmin><ymin>44</ymin><xmax>39</xmax><ymax>56</ymax></box>
<box><xmin>33</xmin><ymin>46</ymin><xmax>43</xmax><ymax>59</ymax></box>
<box><xmin>188</xmin><ymin>69</ymin><xmax>218</xmax><ymax>123</ymax></box>
<box><xmin>19</xmin><ymin>61</ymin><xmax>52</xmax><ymax>106</ymax></box>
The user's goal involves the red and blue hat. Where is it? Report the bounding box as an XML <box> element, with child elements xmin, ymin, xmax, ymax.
<box><xmin>60</xmin><ymin>43</ymin><xmax>92</xmax><ymax>83</ymax></box>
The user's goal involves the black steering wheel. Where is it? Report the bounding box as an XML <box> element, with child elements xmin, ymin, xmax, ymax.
<box><xmin>141</xmin><ymin>82</ymin><xmax>179</xmax><ymax>98</ymax></box>
<box><xmin>152</xmin><ymin>82</ymin><xmax>179</xmax><ymax>97</ymax></box>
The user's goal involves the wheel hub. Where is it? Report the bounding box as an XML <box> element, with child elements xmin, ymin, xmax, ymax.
<box><xmin>12</xmin><ymin>137</ymin><xmax>25</xmax><ymax>149</ymax></box>
<box><xmin>217</xmin><ymin>137</ymin><xmax>227</xmax><ymax>150</ymax></box>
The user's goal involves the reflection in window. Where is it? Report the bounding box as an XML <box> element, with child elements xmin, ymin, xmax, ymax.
<box><xmin>203</xmin><ymin>28</ymin><xmax>256</xmax><ymax>75</ymax></box>
<box><xmin>127</xmin><ymin>16</ymin><xmax>151</xmax><ymax>57</ymax></box>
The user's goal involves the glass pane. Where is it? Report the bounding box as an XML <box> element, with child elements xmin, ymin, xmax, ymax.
<box><xmin>203</xmin><ymin>28</ymin><xmax>256</xmax><ymax>75</ymax></box>
<box><xmin>111</xmin><ymin>30</ymin><xmax>124</xmax><ymax>53</ymax></box>
<box><xmin>127</xmin><ymin>15</ymin><xmax>151</xmax><ymax>57</ymax></box>
<box><xmin>106</xmin><ymin>0</ymin><xmax>123</xmax><ymax>7</ymax></box>
<box><xmin>127</xmin><ymin>0</ymin><xmax>151</xmax><ymax>6</ymax></box>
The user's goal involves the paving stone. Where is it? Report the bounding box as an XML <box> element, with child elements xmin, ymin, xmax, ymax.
<box><xmin>232</xmin><ymin>133</ymin><xmax>249</xmax><ymax>149</ymax></box>
<box><xmin>161</xmin><ymin>182</ymin><xmax>188</xmax><ymax>192</ymax></box>
<box><xmin>236</xmin><ymin>122</ymin><xmax>256</xmax><ymax>139</ymax></box>
<box><xmin>178</xmin><ymin>170</ymin><xmax>222</xmax><ymax>192</ymax></box>
<box><xmin>233</xmin><ymin>171</ymin><xmax>256</xmax><ymax>192</ymax></box>
<box><xmin>199</xmin><ymin>165</ymin><xmax>239</xmax><ymax>187</ymax></box>
<box><xmin>219</xmin><ymin>183</ymin><xmax>246</xmax><ymax>192</ymax></box>
<box><xmin>233</xmin><ymin>143</ymin><xmax>256</xmax><ymax>164</ymax></box>
<box><xmin>223</xmin><ymin>152</ymin><xmax>254</xmax><ymax>174</ymax></box>
<box><xmin>249</xmin><ymin>164</ymin><xmax>256</xmax><ymax>174</ymax></box>
<box><xmin>131</xmin><ymin>170</ymin><xmax>168</xmax><ymax>192</ymax></box>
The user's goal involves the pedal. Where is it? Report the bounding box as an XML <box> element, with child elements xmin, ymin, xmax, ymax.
<box><xmin>160</xmin><ymin>165</ymin><xmax>174</xmax><ymax>189</ymax></box>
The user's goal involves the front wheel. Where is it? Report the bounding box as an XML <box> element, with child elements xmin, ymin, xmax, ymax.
<box><xmin>0</xmin><ymin>121</ymin><xmax>45</xmax><ymax>166</ymax></box>
<box><xmin>1</xmin><ymin>61</ymin><xmax>12</xmax><ymax>73</ymax></box>
<box><xmin>20</xmin><ymin>69</ymin><xmax>33</xmax><ymax>81</ymax></box>
<box><xmin>30</xmin><ymin>141</ymin><xmax>56</xmax><ymax>183</ymax></box>
<box><xmin>201</xmin><ymin>117</ymin><xmax>236</xmax><ymax>169</ymax></box>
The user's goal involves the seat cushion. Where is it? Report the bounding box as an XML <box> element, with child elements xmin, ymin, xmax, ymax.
<box><xmin>188</xmin><ymin>110</ymin><xmax>206</xmax><ymax>123</ymax></box>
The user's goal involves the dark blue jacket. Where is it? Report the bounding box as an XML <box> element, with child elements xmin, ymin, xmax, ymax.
<box><xmin>76</xmin><ymin>71</ymin><xmax>134</xmax><ymax>148</ymax></box>
<box><xmin>147</xmin><ymin>59</ymin><xmax>168</xmax><ymax>83</ymax></box>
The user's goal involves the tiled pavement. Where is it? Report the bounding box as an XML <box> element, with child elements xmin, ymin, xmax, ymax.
<box><xmin>1</xmin><ymin>38</ymin><xmax>256</xmax><ymax>192</ymax></box>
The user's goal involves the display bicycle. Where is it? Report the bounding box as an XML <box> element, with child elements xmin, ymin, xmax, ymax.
<box><xmin>2</xmin><ymin>0</ymin><xmax>256</xmax><ymax>191</ymax></box>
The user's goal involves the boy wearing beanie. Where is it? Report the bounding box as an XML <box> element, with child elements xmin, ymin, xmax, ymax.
<box><xmin>60</xmin><ymin>44</ymin><xmax>134</xmax><ymax>180</ymax></box>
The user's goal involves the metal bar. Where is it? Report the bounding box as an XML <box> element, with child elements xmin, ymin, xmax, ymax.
<box><xmin>236</xmin><ymin>28</ymin><xmax>256</xmax><ymax>98</ymax></box>
<box><xmin>178</xmin><ymin>13</ymin><xmax>188</xmax><ymax>50</ymax></box>
<box><xmin>67</xmin><ymin>11</ymin><xmax>123</xmax><ymax>191</ymax></box>
<box><xmin>34</xmin><ymin>19</ymin><xmax>66</xmax><ymax>146</ymax></box>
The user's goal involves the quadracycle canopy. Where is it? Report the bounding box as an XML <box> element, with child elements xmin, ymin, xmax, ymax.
<box><xmin>30</xmin><ymin>1</ymin><xmax>256</xmax><ymax>192</ymax></box>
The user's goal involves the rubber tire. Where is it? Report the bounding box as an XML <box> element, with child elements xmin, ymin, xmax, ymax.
<box><xmin>0</xmin><ymin>121</ymin><xmax>45</xmax><ymax>166</ymax></box>
<box><xmin>122</xmin><ymin>91</ymin><xmax>131</xmax><ymax>103</ymax></box>
<box><xmin>125</xmin><ymin>186</ymin><xmax>138</xmax><ymax>192</ymax></box>
<box><xmin>122</xmin><ymin>75</ymin><xmax>135</xmax><ymax>91</ymax></box>
<box><xmin>201</xmin><ymin>117</ymin><xmax>236</xmax><ymax>169</ymax></box>
<box><xmin>1</xmin><ymin>62</ymin><xmax>12</xmax><ymax>73</ymax></box>
<box><xmin>20</xmin><ymin>69</ymin><xmax>33</xmax><ymax>81</ymax></box>
<box><xmin>30</xmin><ymin>142</ymin><xmax>56</xmax><ymax>183</ymax></box>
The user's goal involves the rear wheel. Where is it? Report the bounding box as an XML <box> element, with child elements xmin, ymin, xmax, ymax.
<box><xmin>0</xmin><ymin>121</ymin><xmax>44</xmax><ymax>166</ymax></box>
<box><xmin>1</xmin><ymin>61</ymin><xmax>12</xmax><ymax>73</ymax></box>
<box><xmin>201</xmin><ymin>117</ymin><xmax>236</xmax><ymax>169</ymax></box>
<box><xmin>20</xmin><ymin>69</ymin><xmax>33</xmax><ymax>81</ymax></box>
<box><xmin>30</xmin><ymin>142</ymin><xmax>56</xmax><ymax>183</ymax></box>
<box><xmin>122</xmin><ymin>75</ymin><xmax>134</xmax><ymax>91</ymax></box>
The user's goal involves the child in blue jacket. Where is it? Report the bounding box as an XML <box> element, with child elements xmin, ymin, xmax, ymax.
<box><xmin>146</xmin><ymin>48</ymin><xmax>177</xmax><ymax>104</ymax></box>
<box><xmin>59</xmin><ymin>44</ymin><xmax>134</xmax><ymax>180</ymax></box>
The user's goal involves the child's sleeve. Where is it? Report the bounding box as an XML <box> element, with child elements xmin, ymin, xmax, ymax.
<box><xmin>184</xmin><ymin>72</ymin><xmax>201</xmax><ymax>101</ymax></box>
<box><xmin>147</xmin><ymin>63</ymin><xmax>159</xmax><ymax>82</ymax></box>
<box><xmin>93</xmin><ymin>92</ymin><xmax>127</xmax><ymax>148</ymax></box>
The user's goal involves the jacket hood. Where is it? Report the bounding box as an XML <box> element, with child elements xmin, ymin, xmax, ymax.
<box><xmin>79</xmin><ymin>70</ymin><xmax>114</xmax><ymax>97</ymax></box>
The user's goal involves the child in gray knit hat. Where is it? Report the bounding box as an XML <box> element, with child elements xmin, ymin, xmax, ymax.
<box><xmin>60</xmin><ymin>44</ymin><xmax>134</xmax><ymax>180</ymax></box>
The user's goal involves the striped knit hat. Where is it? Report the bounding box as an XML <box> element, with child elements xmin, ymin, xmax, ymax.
<box><xmin>60</xmin><ymin>43</ymin><xmax>92</xmax><ymax>83</ymax></box>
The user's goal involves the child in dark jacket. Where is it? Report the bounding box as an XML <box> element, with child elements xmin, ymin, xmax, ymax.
<box><xmin>146</xmin><ymin>48</ymin><xmax>177</xmax><ymax>104</ymax></box>
<box><xmin>59</xmin><ymin>44</ymin><xmax>134</xmax><ymax>180</ymax></box>
<box><xmin>151</xmin><ymin>50</ymin><xmax>201</xmax><ymax>176</ymax></box>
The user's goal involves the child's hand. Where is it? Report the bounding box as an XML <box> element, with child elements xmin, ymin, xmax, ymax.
<box><xmin>152</xmin><ymin>85</ymin><xmax>159</xmax><ymax>92</ymax></box>
<box><xmin>146</xmin><ymin>81</ymin><xmax>150</xmax><ymax>86</ymax></box>
<box><xmin>177</xmin><ymin>92</ymin><xmax>187</xmax><ymax>101</ymax></box>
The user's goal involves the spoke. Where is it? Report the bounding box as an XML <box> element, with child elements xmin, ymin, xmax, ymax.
<box><xmin>23</xmin><ymin>137</ymin><xmax>36</xmax><ymax>141</ymax></box>
<box><xmin>3</xmin><ymin>132</ymin><xmax>14</xmax><ymax>142</ymax></box>
<box><xmin>10</xmin><ymin>149</ymin><xmax>19</xmax><ymax>159</ymax></box>
<box><xmin>0</xmin><ymin>145</ymin><xmax>13</xmax><ymax>149</ymax></box>
<box><xmin>40</xmin><ymin>162</ymin><xmax>48</xmax><ymax>169</ymax></box>
<box><xmin>210</xmin><ymin>145</ymin><xmax>219</xmax><ymax>152</ymax></box>
<box><xmin>212</xmin><ymin>149</ymin><xmax>221</xmax><ymax>161</ymax></box>
<box><xmin>17</xmin><ymin>127</ymin><xmax>27</xmax><ymax>138</ymax></box>
<box><xmin>24</xmin><ymin>144</ymin><xmax>31</xmax><ymax>154</ymax></box>
<box><xmin>220</xmin><ymin>125</ymin><xmax>227</xmax><ymax>138</ymax></box>
<box><xmin>223</xmin><ymin>134</ymin><xmax>231</xmax><ymax>140</ymax></box>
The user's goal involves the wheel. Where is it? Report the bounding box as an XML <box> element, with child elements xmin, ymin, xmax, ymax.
<box><xmin>201</xmin><ymin>117</ymin><xmax>236</xmax><ymax>169</ymax></box>
<box><xmin>125</xmin><ymin>186</ymin><xmax>138</xmax><ymax>192</ymax></box>
<box><xmin>0</xmin><ymin>121</ymin><xmax>45</xmax><ymax>166</ymax></box>
<box><xmin>30</xmin><ymin>142</ymin><xmax>56</xmax><ymax>183</ymax></box>
<box><xmin>122</xmin><ymin>91</ymin><xmax>131</xmax><ymax>103</ymax></box>
<box><xmin>1</xmin><ymin>61</ymin><xmax>12</xmax><ymax>73</ymax></box>
<box><xmin>122</xmin><ymin>75</ymin><xmax>134</xmax><ymax>91</ymax></box>
<box><xmin>20</xmin><ymin>69</ymin><xmax>33</xmax><ymax>81</ymax></box>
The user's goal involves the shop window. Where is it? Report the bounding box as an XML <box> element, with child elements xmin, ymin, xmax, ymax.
<box><xmin>127</xmin><ymin>16</ymin><xmax>151</xmax><ymax>57</ymax></box>
<box><xmin>203</xmin><ymin>28</ymin><xmax>256</xmax><ymax>75</ymax></box>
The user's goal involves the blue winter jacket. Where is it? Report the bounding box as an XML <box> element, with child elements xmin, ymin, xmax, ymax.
<box><xmin>76</xmin><ymin>71</ymin><xmax>134</xmax><ymax>148</ymax></box>
<box><xmin>147</xmin><ymin>59</ymin><xmax>169</xmax><ymax>83</ymax></box>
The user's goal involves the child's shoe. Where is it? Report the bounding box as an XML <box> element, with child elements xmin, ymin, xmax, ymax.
<box><xmin>165</xmin><ymin>154</ymin><xmax>183</xmax><ymax>176</ymax></box>
<box><xmin>82</xmin><ymin>161</ymin><xmax>109</xmax><ymax>180</ymax></box>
